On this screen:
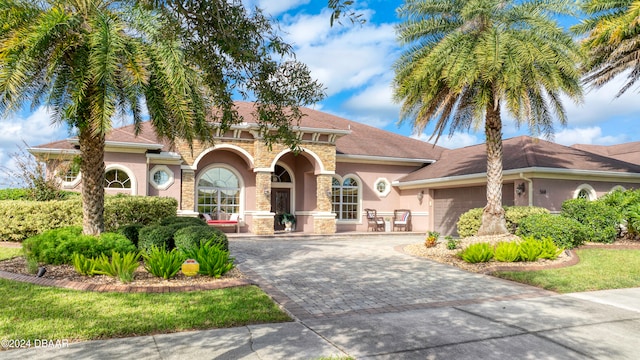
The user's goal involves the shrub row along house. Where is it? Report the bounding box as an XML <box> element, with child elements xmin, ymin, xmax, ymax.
<box><xmin>30</xmin><ymin>102</ymin><xmax>640</xmax><ymax>236</ymax></box>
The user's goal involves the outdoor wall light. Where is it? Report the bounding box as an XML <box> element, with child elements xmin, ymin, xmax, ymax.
<box><xmin>539</xmin><ymin>189</ymin><xmax>547</xmax><ymax>195</ymax></box>
<box><xmin>325</xmin><ymin>190</ymin><xmax>332</xmax><ymax>198</ymax></box>
<box><xmin>263</xmin><ymin>188</ymin><xmax>271</xmax><ymax>197</ymax></box>
<box><xmin>417</xmin><ymin>190</ymin><xmax>424</xmax><ymax>202</ymax></box>
<box><xmin>516</xmin><ymin>182</ymin><xmax>526</xmax><ymax>196</ymax></box>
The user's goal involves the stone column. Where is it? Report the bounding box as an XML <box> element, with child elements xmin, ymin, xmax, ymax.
<box><xmin>252</xmin><ymin>171</ymin><xmax>274</xmax><ymax>235</ymax></box>
<box><xmin>313</xmin><ymin>174</ymin><xmax>336</xmax><ymax>234</ymax></box>
<box><xmin>180</xmin><ymin>168</ymin><xmax>196</xmax><ymax>213</ymax></box>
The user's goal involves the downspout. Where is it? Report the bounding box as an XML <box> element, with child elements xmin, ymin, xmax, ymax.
<box><xmin>145</xmin><ymin>156</ymin><xmax>150</xmax><ymax>196</ymax></box>
<box><xmin>519</xmin><ymin>173</ymin><xmax>533</xmax><ymax>206</ymax></box>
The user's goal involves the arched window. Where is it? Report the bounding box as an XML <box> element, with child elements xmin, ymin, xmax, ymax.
<box><xmin>197</xmin><ymin>166</ymin><xmax>241</xmax><ymax>218</ymax></box>
<box><xmin>105</xmin><ymin>169</ymin><xmax>131</xmax><ymax>189</ymax></box>
<box><xmin>271</xmin><ymin>165</ymin><xmax>292</xmax><ymax>183</ymax></box>
<box><xmin>332</xmin><ymin>175</ymin><xmax>360</xmax><ymax>221</ymax></box>
<box><xmin>573</xmin><ymin>184</ymin><xmax>596</xmax><ymax>201</ymax></box>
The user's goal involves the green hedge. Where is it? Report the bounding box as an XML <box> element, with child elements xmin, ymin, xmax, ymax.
<box><xmin>516</xmin><ymin>213</ymin><xmax>586</xmax><ymax>249</ymax></box>
<box><xmin>174</xmin><ymin>226</ymin><xmax>228</xmax><ymax>252</ymax></box>
<box><xmin>561</xmin><ymin>199</ymin><xmax>619</xmax><ymax>243</ymax></box>
<box><xmin>23</xmin><ymin>227</ymin><xmax>136</xmax><ymax>265</ymax></box>
<box><xmin>104</xmin><ymin>196</ymin><xmax>178</xmax><ymax>231</ymax></box>
<box><xmin>0</xmin><ymin>195</ymin><xmax>178</xmax><ymax>242</ymax></box>
<box><xmin>456</xmin><ymin>206</ymin><xmax>550</xmax><ymax>237</ymax></box>
<box><xmin>138</xmin><ymin>225</ymin><xmax>178</xmax><ymax>252</ymax></box>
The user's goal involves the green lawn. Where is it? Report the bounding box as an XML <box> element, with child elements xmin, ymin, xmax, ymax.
<box><xmin>0</xmin><ymin>279</ymin><xmax>290</xmax><ymax>341</ymax></box>
<box><xmin>0</xmin><ymin>247</ymin><xmax>290</xmax><ymax>341</ymax></box>
<box><xmin>494</xmin><ymin>248</ymin><xmax>640</xmax><ymax>293</ymax></box>
<box><xmin>0</xmin><ymin>246</ymin><xmax>22</xmax><ymax>261</ymax></box>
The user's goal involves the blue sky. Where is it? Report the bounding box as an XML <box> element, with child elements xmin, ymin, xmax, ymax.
<box><xmin>1</xmin><ymin>0</ymin><xmax>639</xmax><ymax>178</ymax></box>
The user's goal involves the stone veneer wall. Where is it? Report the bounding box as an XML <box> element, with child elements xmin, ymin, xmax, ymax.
<box><xmin>176</xmin><ymin>135</ymin><xmax>338</xmax><ymax>235</ymax></box>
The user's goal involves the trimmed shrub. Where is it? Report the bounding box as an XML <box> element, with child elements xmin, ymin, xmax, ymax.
<box><xmin>494</xmin><ymin>241</ymin><xmax>520</xmax><ymax>262</ymax></box>
<box><xmin>516</xmin><ymin>213</ymin><xmax>586</xmax><ymax>249</ymax></box>
<box><xmin>0</xmin><ymin>188</ymin><xmax>30</xmax><ymax>200</ymax></box>
<box><xmin>117</xmin><ymin>224</ymin><xmax>144</xmax><ymax>247</ymax></box>
<box><xmin>160</xmin><ymin>216</ymin><xmax>207</xmax><ymax>227</ymax></box>
<box><xmin>459</xmin><ymin>243</ymin><xmax>494</xmax><ymax>263</ymax></box>
<box><xmin>456</xmin><ymin>208</ymin><xmax>483</xmax><ymax>238</ymax></box>
<box><xmin>174</xmin><ymin>226</ymin><xmax>228</xmax><ymax>252</ymax></box>
<box><xmin>561</xmin><ymin>199</ymin><xmax>619</xmax><ymax>243</ymax></box>
<box><xmin>23</xmin><ymin>227</ymin><xmax>136</xmax><ymax>265</ymax></box>
<box><xmin>138</xmin><ymin>225</ymin><xmax>177</xmax><ymax>252</ymax></box>
<box><xmin>456</xmin><ymin>206</ymin><xmax>550</xmax><ymax>237</ymax></box>
<box><xmin>0</xmin><ymin>195</ymin><xmax>178</xmax><ymax>242</ymax></box>
<box><xmin>0</xmin><ymin>199</ymin><xmax>83</xmax><ymax>242</ymax></box>
<box><xmin>104</xmin><ymin>195</ymin><xmax>178</xmax><ymax>231</ymax></box>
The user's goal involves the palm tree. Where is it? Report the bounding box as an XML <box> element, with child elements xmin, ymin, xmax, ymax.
<box><xmin>0</xmin><ymin>0</ymin><xmax>213</xmax><ymax>235</ymax></box>
<box><xmin>393</xmin><ymin>0</ymin><xmax>583</xmax><ymax>235</ymax></box>
<box><xmin>573</xmin><ymin>0</ymin><xmax>640</xmax><ymax>96</ymax></box>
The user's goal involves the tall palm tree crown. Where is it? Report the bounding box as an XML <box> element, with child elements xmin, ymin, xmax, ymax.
<box><xmin>393</xmin><ymin>0</ymin><xmax>583</xmax><ymax>235</ymax></box>
<box><xmin>0</xmin><ymin>0</ymin><xmax>213</xmax><ymax>235</ymax></box>
<box><xmin>573</xmin><ymin>0</ymin><xmax>640</xmax><ymax>96</ymax></box>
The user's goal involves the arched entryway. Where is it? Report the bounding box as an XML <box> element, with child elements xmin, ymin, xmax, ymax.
<box><xmin>271</xmin><ymin>164</ymin><xmax>294</xmax><ymax>231</ymax></box>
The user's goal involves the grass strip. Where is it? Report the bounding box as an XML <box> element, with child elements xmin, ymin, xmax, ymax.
<box><xmin>0</xmin><ymin>247</ymin><xmax>22</xmax><ymax>261</ymax></box>
<box><xmin>0</xmin><ymin>279</ymin><xmax>290</xmax><ymax>341</ymax></box>
<box><xmin>493</xmin><ymin>249</ymin><xmax>640</xmax><ymax>293</ymax></box>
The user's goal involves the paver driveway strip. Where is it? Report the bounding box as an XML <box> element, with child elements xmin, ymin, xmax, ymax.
<box><xmin>230</xmin><ymin>235</ymin><xmax>552</xmax><ymax>320</ymax></box>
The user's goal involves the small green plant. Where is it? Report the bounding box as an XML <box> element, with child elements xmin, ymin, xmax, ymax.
<box><xmin>183</xmin><ymin>240</ymin><xmax>234</xmax><ymax>278</ymax></box>
<box><xmin>142</xmin><ymin>246</ymin><xmax>185</xmax><ymax>279</ymax></box>
<box><xmin>445</xmin><ymin>236</ymin><xmax>459</xmax><ymax>250</ymax></box>
<box><xmin>424</xmin><ymin>231</ymin><xmax>440</xmax><ymax>248</ymax></box>
<box><xmin>93</xmin><ymin>251</ymin><xmax>141</xmax><ymax>283</ymax></box>
<box><xmin>539</xmin><ymin>237</ymin><xmax>563</xmax><ymax>260</ymax></box>
<box><xmin>71</xmin><ymin>253</ymin><xmax>96</xmax><ymax>276</ymax></box>
<box><xmin>494</xmin><ymin>241</ymin><xmax>520</xmax><ymax>262</ymax></box>
<box><xmin>26</xmin><ymin>256</ymin><xmax>39</xmax><ymax>274</ymax></box>
<box><xmin>518</xmin><ymin>236</ymin><xmax>543</xmax><ymax>262</ymax></box>
<box><xmin>459</xmin><ymin>243</ymin><xmax>494</xmax><ymax>263</ymax></box>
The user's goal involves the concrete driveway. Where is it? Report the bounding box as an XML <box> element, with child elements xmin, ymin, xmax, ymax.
<box><xmin>231</xmin><ymin>234</ymin><xmax>640</xmax><ymax>359</ymax></box>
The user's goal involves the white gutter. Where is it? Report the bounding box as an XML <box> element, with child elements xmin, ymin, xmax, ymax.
<box><xmin>395</xmin><ymin>166</ymin><xmax>640</xmax><ymax>188</ymax></box>
<box><xmin>28</xmin><ymin>148</ymin><xmax>81</xmax><ymax>156</ymax></box>
<box><xmin>68</xmin><ymin>139</ymin><xmax>164</xmax><ymax>150</ymax></box>
<box><xmin>337</xmin><ymin>154</ymin><xmax>436</xmax><ymax>165</ymax></box>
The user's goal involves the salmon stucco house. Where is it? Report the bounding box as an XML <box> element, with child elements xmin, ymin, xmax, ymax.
<box><xmin>30</xmin><ymin>102</ymin><xmax>640</xmax><ymax>236</ymax></box>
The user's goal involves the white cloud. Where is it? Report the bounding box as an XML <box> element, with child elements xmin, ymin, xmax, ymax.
<box><xmin>411</xmin><ymin>131</ymin><xmax>482</xmax><ymax>149</ymax></box>
<box><xmin>280</xmin><ymin>11</ymin><xmax>398</xmax><ymax>97</ymax></box>
<box><xmin>564</xmin><ymin>76</ymin><xmax>640</xmax><ymax>126</ymax></box>
<box><xmin>553</xmin><ymin>126</ymin><xmax>628</xmax><ymax>146</ymax></box>
<box><xmin>342</xmin><ymin>80</ymin><xmax>399</xmax><ymax>127</ymax></box>
<box><xmin>0</xmin><ymin>107</ymin><xmax>68</xmax><ymax>182</ymax></box>
<box><xmin>242</xmin><ymin>0</ymin><xmax>310</xmax><ymax>17</ymax></box>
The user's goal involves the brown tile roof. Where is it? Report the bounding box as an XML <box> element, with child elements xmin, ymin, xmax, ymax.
<box><xmin>398</xmin><ymin>136</ymin><xmax>640</xmax><ymax>183</ymax></box>
<box><xmin>35</xmin><ymin>102</ymin><xmax>446</xmax><ymax>161</ymax></box>
<box><xmin>571</xmin><ymin>142</ymin><xmax>640</xmax><ymax>165</ymax></box>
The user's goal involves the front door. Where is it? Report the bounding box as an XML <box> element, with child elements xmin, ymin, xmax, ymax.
<box><xmin>271</xmin><ymin>188</ymin><xmax>291</xmax><ymax>231</ymax></box>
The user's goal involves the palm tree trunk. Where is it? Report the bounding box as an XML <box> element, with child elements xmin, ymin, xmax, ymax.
<box><xmin>477</xmin><ymin>103</ymin><xmax>509</xmax><ymax>236</ymax></box>
<box><xmin>78</xmin><ymin>126</ymin><xmax>105</xmax><ymax>236</ymax></box>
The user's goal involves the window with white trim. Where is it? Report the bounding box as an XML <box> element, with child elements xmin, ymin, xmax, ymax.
<box><xmin>197</xmin><ymin>166</ymin><xmax>240</xmax><ymax>218</ymax></box>
<box><xmin>105</xmin><ymin>169</ymin><xmax>131</xmax><ymax>189</ymax></box>
<box><xmin>332</xmin><ymin>176</ymin><xmax>360</xmax><ymax>220</ymax></box>
<box><xmin>574</xmin><ymin>184</ymin><xmax>596</xmax><ymax>201</ymax></box>
<box><xmin>374</xmin><ymin>177</ymin><xmax>391</xmax><ymax>197</ymax></box>
<box><xmin>149</xmin><ymin>165</ymin><xmax>174</xmax><ymax>190</ymax></box>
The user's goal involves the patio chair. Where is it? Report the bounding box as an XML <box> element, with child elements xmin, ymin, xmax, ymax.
<box><xmin>393</xmin><ymin>209</ymin><xmax>412</xmax><ymax>231</ymax></box>
<box><xmin>364</xmin><ymin>208</ymin><xmax>385</xmax><ymax>232</ymax></box>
